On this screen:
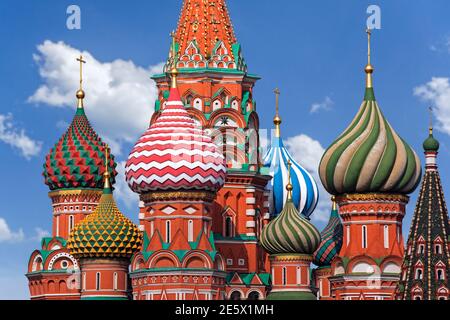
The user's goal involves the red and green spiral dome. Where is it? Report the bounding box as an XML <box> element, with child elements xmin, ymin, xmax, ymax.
<box><xmin>43</xmin><ymin>107</ymin><xmax>117</xmax><ymax>191</ymax></box>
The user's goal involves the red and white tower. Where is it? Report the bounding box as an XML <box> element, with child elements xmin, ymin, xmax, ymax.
<box><xmin>136</xmin><ymin>0</ymin><xmax>272</xmax><ymax>299</ymax></box>
<box><xmin>318</xmin><ymin>31</ymin><xmax>422</xmax><ymax>300</ymax></box>
<box><xmin>26</xmin><ymin>56</ymin><xmax>117</xmax><ymax>300</ymax></box>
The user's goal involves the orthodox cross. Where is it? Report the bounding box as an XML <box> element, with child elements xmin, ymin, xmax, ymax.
<box><xmin>76</xmin><ymin>55</ymin><xmax>86</xmax><ymax>90</ymax></box>
<box><xmin>274</xmin><ymin>88</ymin><xmax>280</xmax><ymax>117</ymax></box>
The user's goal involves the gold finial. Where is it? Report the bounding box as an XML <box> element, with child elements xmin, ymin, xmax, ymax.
<box><xmin>286</xmin><ymin>160</ymin><xmax>293</xmax><ymax>200</ymax></box>
<box><xmin>365</xmin><ymin>28</ymin><xmax>374</xmax><ymax>88</ymax></box>
<box><xmin>169</xmin><ymin>31</ymin><xmax>179</xmax><ymax>89</ymax></box>
<box><xmin>76</xmin><ymin>55</ymin><xmax>86</xmax><ymax>108</ymax></box>
<box><xmin>103</xmin><ymin>144</ymin><xmax>112</xmax><ymax>191</ymax></box>
<box><xmin>273</xmin><ymin>88</ymin><xmax>282</xmax><ymax>138</ymax></box>
<box><xmin>429</xmin><ymin>106</ymin><xmax>434</xmax><ymax>135</ymax></box>
<box><xmin>331</xmin><ymin>195</ymin><xmax>337</xmax><ymax>210</ymax></box>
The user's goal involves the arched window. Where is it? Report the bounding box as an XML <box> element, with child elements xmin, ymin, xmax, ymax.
<box><xmin>230</xmin><ymin>291</ymin><xmax>242</xmax><ymax>300</ymax></box>
<box><xmin>435</xmin><ymin>244</ymin><xmax>442</xmax><ymax>254</ymax></box>
<box><xmin>213</xmin><ymin>100</ymin><xmax>222</xmax><ymax>111</ymax></box>
<box><xmin>193</xmin><ymin>98</ymin><xmax>202</xmax><ymax>111</ymax></box>
<box><xmin>437</xmin><ymin>269</ymin><xmax>445</xmax><ymax>281</ymax></box>
<box><xmin>418</xmin><ymin>244</ymin><xmax>425</xmax><ymax>254</ymax></box>
<box><xmin>247</xmin><ymin>291</ymin><xmax>260</xmax><ymax>301</ymax></box>
<box><xmin>384</xmin><ymin>225</ymin><xmax>389</xmax><ymax>249</ymax></box>
<box><xmin>69</xmin><ymin>215</ymin><xmax>74</xmax><ymax>233</ymax></box>
<box><xmin>415</xmin><ymin>268</ymin><xmax>423</xmax><ymax>280</ymax></box>
<box><xmin>362</xmin><ymin>225</ymin><xmax>368</xmax><ymax>249</ymax></box>
<box><xmin>96</xmin><ymin>272</ymin><xmax>101</xmax><ymax>290</ymax></box>
<box><xmin>165</xmin><ymin>221</ymin><xmax>171</xmax><ymax>243</ymax></box>
<box><xmin>113</xmin><ymin>272</ymin><xmax>118</xmax><ymax>291</ymax></box>
<box><xmin>188</xmin><ymin>220</ymin><xmax>194</xmax><ymax>242</ymax></box>
<box><xmin>225</xmin><ymin>217</ymin><xmax>233</xmax><ymax>238</ymax></box>
<box><xmin>282</xmin><ymin>267</ymin><xmax>287</xmax><ymax>286</ymax></box>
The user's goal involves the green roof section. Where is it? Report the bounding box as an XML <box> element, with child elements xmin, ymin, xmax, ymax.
<box><xmin>266</xmin><ymin>291</ymin><xmax>317</xmax><ymax>301</ymax></box>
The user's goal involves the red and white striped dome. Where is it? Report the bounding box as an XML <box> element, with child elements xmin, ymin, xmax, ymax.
<box><xmin>125</xmin><ymin>87</ymin><xmax>227</xmax><ymax>194</ymax></box>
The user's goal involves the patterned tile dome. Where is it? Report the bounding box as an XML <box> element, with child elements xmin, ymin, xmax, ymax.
<box><xmin>313</xmin><ymin>199</ymin><xmax>343</xmax><ymax>267</ymax></box>
<box><xmin>125</xmin><ymin>83</ymin><xmax>227</xmax><ymax>194</ymax></box>
<box><xmin>67</xmin><ymin>178</ymin><xmax>143</xmax><ymax>259</ymax></box>
<box><xmin>43</xmin><ymin>105</ymin><xmax>117</xmax><ymax>191</ymax></box>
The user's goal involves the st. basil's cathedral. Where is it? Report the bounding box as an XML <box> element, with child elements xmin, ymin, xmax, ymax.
<box><xmin>25</xmin><ymin>0</ymin><xmax>449</xmax><ymax>300</ymax></box>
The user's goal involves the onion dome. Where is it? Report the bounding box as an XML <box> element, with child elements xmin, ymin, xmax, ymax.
<box><xmin>423</xmin><ymin>124</ymin><xmax>439</xmax><ymax>152</ymax></box>
<box><xmin>43</xmin><ymin>56</ymin><xmax>117</xmax><ymax>191</ymax></box>
<box><xmin>68</xmin><ymin>148</ymin><xmax>143</xmax><ymax>259</ymax></box>
<box><xmin>125</xmin><ymin>58</ymin><xmax>226</xmax><ymax>194</ymax></box>
<box><xmin>319</xmin><ymin>30</ymin><xmax>421</xmax><ymax>196</ymax></box>
<box><xmin>263</xmin><ymin>89</ymin><xmax>319</xmax><ymax>218</ymax></box>
<box><xmin>260</xmin><ymin>162</ymin><xmax>321</xmax><ymax>255</ymax></box>
<box><xmin>313</xmin><ymin>198</ymin><xmax>343</xmax><ymax>267</ymax></box>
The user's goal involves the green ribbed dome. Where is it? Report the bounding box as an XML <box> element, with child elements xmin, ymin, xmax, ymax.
<box><xmin>260</xmin><ymin>200</ymin><xmax>321</xmax><ymax>255</ymax></box>
<box><xmin>423</xmin><ymin>131</ymin><xmax>439</xmax><ymax>152</ymax></box>
<box><xmin>319</xmin><ymin>86</ymin><xmax>422</xmax><ymax>196</ymax></box>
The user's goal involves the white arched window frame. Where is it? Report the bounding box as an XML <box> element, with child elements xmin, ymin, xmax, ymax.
<box><xmin>384</xmin><ymin>225</ymin><xmax>389</xmax><ymax>249</ymax></box>
<box><xmin>96</xmin><ymin>272</ymin><xmax>101</xmax><ymax>290</ymax></box>
<box><xmin>113</xmin><ymin>272</ymin><xmax>118</xmax><ymax>291</ymax></box>
<box><xmin>165</xmin><ymin>220</ymin><xmax>171</xmax><ymax>243</ymax></box>
<box><xmin>188</xmin><ymin>220</ymin><xmax>194</xmax><ymax>242</ymax></box>
<box><xmin>362</xmin><ymin>225</ymin><xmax>368</xmax><ymax>249</ymax></box>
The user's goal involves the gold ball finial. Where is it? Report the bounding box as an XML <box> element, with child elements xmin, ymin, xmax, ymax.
<box><xmin>365</xmin><ymin>64</ymin><xmax>374</xmax><ymax>74</ymax></box>
<box><xmin>76</xmin><ymin>89</ymin><xmax>85</xmax><ymax>100</ymax></box>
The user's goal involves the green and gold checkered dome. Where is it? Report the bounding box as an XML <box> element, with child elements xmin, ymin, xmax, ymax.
<box><xmin>68</xmin><ymin>187</ymin><xmax>143</xmax><ymax>259</ymax></box>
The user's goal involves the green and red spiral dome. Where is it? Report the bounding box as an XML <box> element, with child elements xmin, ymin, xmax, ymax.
<box><xmin>43</xmin><ymin>107</ymin><xmax>117</xmax><ymax>191</ymax></box>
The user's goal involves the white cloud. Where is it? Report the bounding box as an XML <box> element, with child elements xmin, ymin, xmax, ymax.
<box><xmin>310</xmin><ymin>96</ymin><xmax>334</xmax><ymax>114</ymax></box>
<box><xmin>0</xmin><ymin>113</ymin><xmax>42</xmax><ymax>159</ymax></box>
<box><xmin>284</xmin><ymin>134</ymin><xmax>331</xmax><ymax>225</ymax></box>
<box><xmin>29</xmin><ymin>40</ymin><xmax>164</xmax><ymax>155</ymax></box>
<box><xmin>0</xmin><ymin>218</ymin><xmax>25</xmax><ymax>243</ymax></box>
<box><xmin>32</xmin><ymin>227</ymin><xmax>50</xmax><ymax>242</ymax></box>
<box><xmin>414</xmin><ymin>77</ymin><xmax>450</xmax><ymax>135</ymax></box>
<box><xmin>114</xmin><ymin>161</ymin><xmax>139</xmax><ymax>210</ymax></box>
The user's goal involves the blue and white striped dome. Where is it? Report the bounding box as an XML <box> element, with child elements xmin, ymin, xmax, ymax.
<box><xmin>264</xmin><ymin>135</ymin><xmax>319</xmax><ymax>218</ymax></box>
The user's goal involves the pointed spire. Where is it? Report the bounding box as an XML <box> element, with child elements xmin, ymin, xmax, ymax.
<box><xmin>365</xmin><ymin>29</ymin><xmax>374</xmax><ymax>89</ymax></box>
<box><xmin>76</xmin><ymin>55</ymin><xmax>86</xmax><ymax>109</ymax></box>
<box><xmin>273</xmin><ymin>88</ymin><xmax>282</xmax><ymax>138</ymax></box>
<box><xmin>429</xmin><ymin>106</ymin><xmax>434</xmax><ymax>135</ymax></box>
<box><xmin>103</xmin><ymin>144</ymin><xmax>112</xmax><ymax>194</ymax></box>
<box><xmin>286</xmin><ymin>160</ymin><xmax>293</xmax><ymax>201</ymax></box>
<box><xmin>169</xmin><ymin>31</ymin><xmax>179</xmax><ymax>89</ymax></box>
<box><xmin>365</xmin><ymin>28</ymin><xmax>374</xmax><ymax>89</ymax></box>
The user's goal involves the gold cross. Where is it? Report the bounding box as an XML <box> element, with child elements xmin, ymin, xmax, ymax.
<box><xmin>76</xmin><ymin>55</ymin><xmax>86</xmax><ymax>90</ymax></box>
<box><xmin>429</xmin><ymin>106</ymin><xmax>434</xmax><ymax>134</ymax></box>
<box><xmin>274</xmin><ymin>88</ymin><xmax>280</xmax><ymax>116</ymax></box>
<box><xmin>366</xmin><ymin>28</ymin><xmax>372</xmax><ymax>65</ymax></box>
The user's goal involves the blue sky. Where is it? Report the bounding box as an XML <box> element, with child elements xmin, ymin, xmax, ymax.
<box><xmin>1</xmin><ymin>0</ymin><xmax>450</xmax><ymax>299</ymax></box>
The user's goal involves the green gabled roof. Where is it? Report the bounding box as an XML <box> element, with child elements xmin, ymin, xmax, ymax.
<box><xmin>225</xmin><ymin>272</ymin><xmax>271</xmax><ymax>286</ymax></box>
<box><xmin>267</xmin><ymin>291</ymin><xmax>317</xmax><ymax>301</ymax></box>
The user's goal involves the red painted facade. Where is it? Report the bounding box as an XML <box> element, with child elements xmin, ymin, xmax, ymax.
<box><xmin>328</xmin><ymin>194</ymin><xmax>407</xmax><ymax>300</ymax></box>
